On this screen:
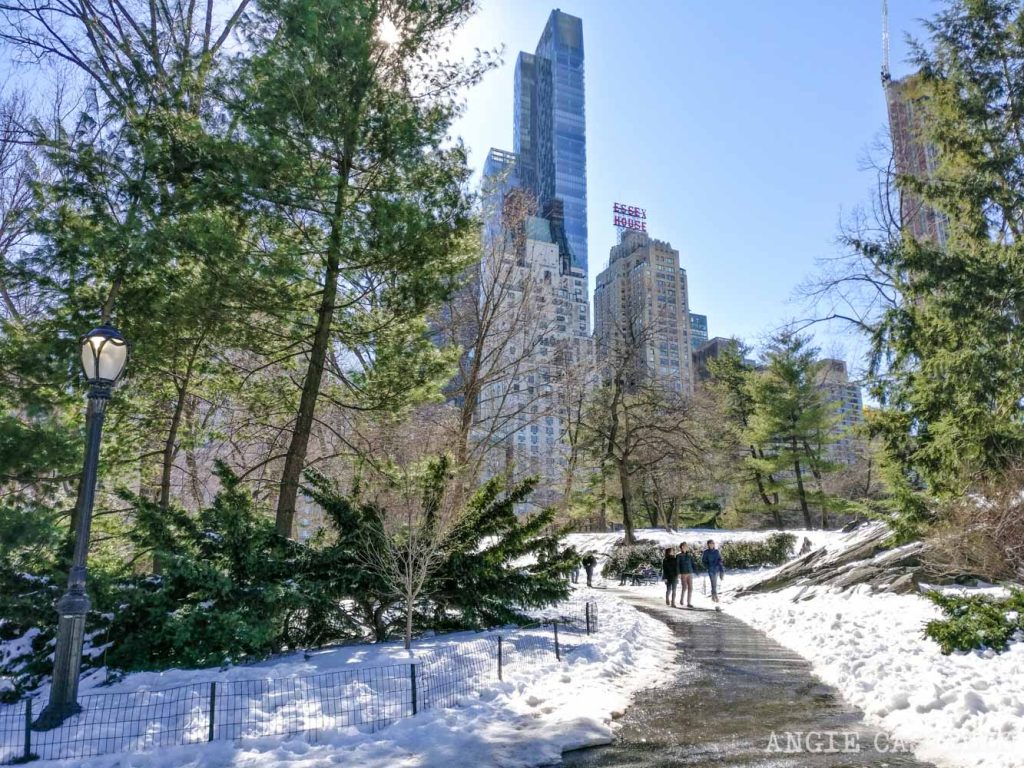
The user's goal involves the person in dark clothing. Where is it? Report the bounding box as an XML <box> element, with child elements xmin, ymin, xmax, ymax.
<box><xmin>582</xmin><ymin>552</ymin><xmax>597</xmax><ymax>587</ymax></box>
<box><xmin>676</xmin><ymin>543</ymin><xmax>696</xmax><ymax>608</ymax></box>
<box><xmin>701</xmin><ymin>540</ymin><xmax>725</xmax><ymax>602</ymax></box>
<box><xmin>661</xmin><ymin>548</ymin><xmax>679</xmax><ymax>607</ymax></box>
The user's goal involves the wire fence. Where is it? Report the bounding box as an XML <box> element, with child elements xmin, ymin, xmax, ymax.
<box><xmin>0</xmin><ymin>598</ymin><xmax>599</xmax><ymax>764</ymax></box>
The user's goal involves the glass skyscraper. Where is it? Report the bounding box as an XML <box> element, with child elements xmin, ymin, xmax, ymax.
<box><xmin>513</xmin><ymin>10</ymin><xmax>587</xmax><ymax>277</ymax></box>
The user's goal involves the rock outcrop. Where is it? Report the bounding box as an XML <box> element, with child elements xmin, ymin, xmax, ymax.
<box><xmin>738</xmin><ymin>521</ymin><xmax>927</xmax><ymax>595</ymax></box>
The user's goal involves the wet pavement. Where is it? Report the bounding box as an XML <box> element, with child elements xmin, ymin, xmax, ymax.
<box><xmin>559</xmin><ymin>591</ymin><xmax>935</xmax><ymax>768</ymax></box>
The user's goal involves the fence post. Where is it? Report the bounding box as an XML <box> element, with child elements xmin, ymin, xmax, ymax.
<box><xmin>410</xmin><ymin>664</ymin><xmax>418</xmax><ymax>716</ymax></box>
<box><xmin>497</xmin><ymin>635</ymin><xmax>503</xmax><ymax>681</ymax></box>
<box><xmin>553</xmin><ymin>622</ymin><xmax>561</xmax><ymax>661</ymax></box>
<box><xmin>23</xmin><ymin>697</ymin><xmax>32</xmax><ymax>761</ymax></box>
<box><xmin>208</xmin><ymin>682</ymin><xmax>217</xmax><ymax>742</ymax></box>
<box><xmin>585</xmin><ymin>602</ymin><xmax>591</xmax><ymax>635</ymax></box>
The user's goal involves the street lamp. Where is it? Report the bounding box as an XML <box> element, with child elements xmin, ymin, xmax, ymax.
<box><xmin>35</xmin><ymin>325</ymin><xmax>128</xmax><ymax>729</ymax></box>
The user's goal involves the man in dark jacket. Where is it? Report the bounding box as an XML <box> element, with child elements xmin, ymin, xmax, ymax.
<box><xmin>661</xmin><ymin>548</ymin><xmax>679</xmax><ymax>607</ymax></box>
<box><xmin>676</xmin><ymin>543</ymin><xmax>697</xmax><ymax>608</ymax></box>
<box><xmin>581</xmin><ymin>553</ymin><xmax>597</xmax><ymax>587</ymax></box>
<box><xmin>701</xmin><ymin>540</ymin><xmax>725</xmax><ymax>602</ymax></box>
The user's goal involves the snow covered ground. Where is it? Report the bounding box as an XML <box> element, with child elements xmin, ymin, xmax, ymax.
<box><xmin>728</xmin><ymin>583</ymin><xmax>1023</xmax><ymax>768</ymax></box>
<box><xmin>574</xmin><ymin>525</ymin><xmax>1023</xmax><ymax>768</ymax></box>
<box><xmin>0</xmin><ymin>591</ymin><xmax>674</xmax><ymax>767</ymax></box>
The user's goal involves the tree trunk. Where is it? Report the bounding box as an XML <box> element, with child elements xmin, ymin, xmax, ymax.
<box><xmin>618</xmin><ymin>459</ymin><xmax>635</xmax><ymax>544</ymax></box>
<box><xmin>792</xmin><ymin>453</ymin><xmax>812</xmax><ymax>529</ymax></box>
<box><xmin>750</xmin><ymin>444</ymin><xmax>784</xmax><ymax>529</ymax></box>
<box><xmin>275</xmin><ymin>158</ymin><xmax>352</xmax><ymax>538</ymax></box>
<box><xmin>405</xmin><ymin>598</ymin><xmax>413</xmax><ymax>651</ymax></box>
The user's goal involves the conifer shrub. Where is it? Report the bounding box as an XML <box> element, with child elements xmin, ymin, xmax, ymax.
<box><xmin>104</xmin><ymin>464</ymin><xmax>306</xmax><ymax>671</ymax></box>
<box><xmin>923</xmin><ymin>589</ymin><xmax>1024</xmax><ymax>655</ymax></box>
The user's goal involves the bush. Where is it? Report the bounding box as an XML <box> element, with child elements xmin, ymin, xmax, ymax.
<box><xmin>720</xmin><ymin>533</ymin><xmax>796</xmax><ymax>569</ymax></box>
<box><xmin>600</xmin><ymin>540</ymin><xmax>663</xmax><ymax>578</ymax></box>
<box><xmin>923</xmin><ymin>589</ymin><xmax>1024</xmax><ymax>654</ymax></box>
<box><xmin>926</xmin><ymin>467</ymin><xmax>1024</xmax><ymax>582</ymax></box>
<box><xmin>599</xmin><ymin>533</ymin><xmax>799</xmax><ymax>579</ymax></box>
<box><xmin>104</xmin><ymin>464</ymin><xmax>306</xmax><ymax>671</ymax></box>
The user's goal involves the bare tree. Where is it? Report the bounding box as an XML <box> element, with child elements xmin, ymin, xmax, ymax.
<box><xmin>582</xmin><ymin>298</ymin><xmax>698</xmax><ymax>544</ymax></box>
<box><xmin>357</xmin><ymin>455</ymin><xmax>459</xmax><ymax>650</ymax></box>
<box><xmin>796</xmin><ymin>133</ymin><xmax>905</xmax><ymax>343</ymax></box>
<box><xmin>0</xmin><ymin>90</ymin><xmax>36</xmax><ymax>323</ymax></box>
<box><xmin>433</xmin><ymin>187</ymin><xmax>562</xmax><ymax>487</ymax></box>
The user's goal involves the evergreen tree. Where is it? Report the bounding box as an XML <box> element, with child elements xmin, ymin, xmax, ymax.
<box><xmin>234</xmin><ymin>0</ymin><xmax>488</xmax><ymax>537</ymax></box>
<box><xmin>871</xmin><ymin>0</ymin><xmax>1024</xmax><ymax>500</ymax></box>
<box><xmin>745</xmin><ymin>332</ymin><xmax>841</xmax><ymax>529</ymax></box>
<box><xmin>106</xmin><ymin>464</ymin><xmax>305</xmax><ymax>670</ymax></box>
<box><xmin>303</xmin><ymin>467</ymin><xmax>574</xmax><ymax>641</ymax></box>
<box><xmin>705</xmin><ymin>339</ymin><xmax>786</xmax><ymax>528</ymax></box>
<box><xmin>427</xmin><ymin>476</ymin><xmax>574</xmax><ymax>630</ymax></box>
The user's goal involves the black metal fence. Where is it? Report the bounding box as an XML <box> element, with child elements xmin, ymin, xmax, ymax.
<box><xmin>0</xmin><ymin>599</ymin><xmax>599</xmax><ymax>764</ymax></box>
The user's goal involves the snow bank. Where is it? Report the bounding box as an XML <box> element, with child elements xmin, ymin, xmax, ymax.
<box><xmin>2</xmin><ymin>591</ymin><xmax>673</xmax><ymax>767</ymax></box>
<box><xmin>726</xmin><ymin>576</ymin><xmax>1023</xmax><ymax>768</ymax></box>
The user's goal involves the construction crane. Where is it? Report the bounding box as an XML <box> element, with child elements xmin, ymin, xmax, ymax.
<box><xmin>882</xmin><ymin>0</ymin><xmax>892</xmax><ymax>85</ymax></box>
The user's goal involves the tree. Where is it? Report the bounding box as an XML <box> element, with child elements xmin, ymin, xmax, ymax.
<box><xmin>352</xmin><ymin>456</ymin><xmax>459</xmax><ymax>650</ymax></box>
<box><xmin>234</xmin><ymin>0</ymin><xmax>488</xmax><ymax>537</ymax></box>
<box><xmin>805</xmin><ymin>0</ymin><xmax>1024</xmax><ymax>538</ymax></box>
<box><xmin>581</xmin><ymin>299</ymin><xmax>696</xmax><ymax>544</ymax></box>
<box><xmin>745</xmin><ymin>331</ymin><xmax>840</xmax><ymax>529</ymax></box>
<box><xmin>0</xmin><ymin>0</ymin><xmax>284</xmax><ymax>553</ymax></box>
<box><xmin>432</xmin><ymin>187</ymin><xmax>555</xmax><ymax>479</ymax></box>
<box><xmin>704</xmin><ymin>339</ymin><xmax>786</xmax><ymax>528</ymax></box>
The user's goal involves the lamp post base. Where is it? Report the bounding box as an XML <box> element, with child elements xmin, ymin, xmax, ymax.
<box><xmin>35</xmin><ymin>602</ymin><xmax>89</xmax><ymax>731</ymax></box>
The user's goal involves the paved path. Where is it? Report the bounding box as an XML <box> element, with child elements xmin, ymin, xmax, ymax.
<box><xmin>560</xmin><ymin>590</ymin><xmax>935</xmax><ymax>767</ymax></box>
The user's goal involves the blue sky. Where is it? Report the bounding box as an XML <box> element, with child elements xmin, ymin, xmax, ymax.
<box><xmin>450</xmin><ymin>0</ymin><xmax>937</xmax><ymax>371</ymax></box>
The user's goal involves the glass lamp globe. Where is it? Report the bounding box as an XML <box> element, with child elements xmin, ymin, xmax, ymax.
<box><xmin>79</xmin><ymin>325</ymin><xmax>128</xmax><ymax>386</ymax></box>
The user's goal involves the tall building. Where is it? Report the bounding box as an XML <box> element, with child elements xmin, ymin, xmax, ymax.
<box><xmin>475</xmin><ymin>182</ymin><xmax>593</xmax><ymax>509</ymax></box>
<box><xmin>689</xmin><ymin>313</ymin><xmax>708</xmax><ymax>352</ymax></box>
<box><xmin>816</xmin><ymin>358</ymin><xmax>865</xmax><ymax>465</ymax></box>
<box><xmin>882</xmin><ymin>1</ymin><xmax>948</xmax><ymax>247</ymax></box>
<box><xmin>884</xmin><ymin>74</ymin><xmax>948</xmax><ymax>247</ymax></box>
<box><xmin>593</xmin><ymin>230</ymin><xmax>694</xmax><ymax>394</ymax></box>
<box><xmin>513</xmin><ymin>10</ymin><xmax>588</xmax><ymax>276</ymax></box>
<box><xmin>469</xmin><ymin>11</ymin><xmax>592</xmax><ymax>511</ymax></box>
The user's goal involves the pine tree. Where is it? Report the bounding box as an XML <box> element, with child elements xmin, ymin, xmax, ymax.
<box><xmin>233</xmin><ymin>0</ymin><xmax>489</xmax><ymax>537</ymax></box>
<box><xmin>745</xmin><ymin>332</ymin><xmax>841</xmax><ymax>529</ymax></box>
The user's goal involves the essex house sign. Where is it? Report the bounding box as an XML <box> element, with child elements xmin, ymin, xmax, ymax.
<box><xmin>613</xmin><ymin>202</ymin><xmax>647</xmax><ymax>232</ymax></box>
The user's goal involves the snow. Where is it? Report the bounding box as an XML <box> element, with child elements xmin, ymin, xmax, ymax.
<box><xmin>726</xmin><ymin>584</ymin><xmax>1023</xmax><ymax>768</ymax></box>
<box><xmin>0</xmin><ymin>591</ymin><xmax>674</xmax><ymax>767</ymax></box>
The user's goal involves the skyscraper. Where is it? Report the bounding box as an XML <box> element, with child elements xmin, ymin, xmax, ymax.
<box><xmin>514</xmin><ymin>10</ymin><xmax>588</xmax><ymax>276</ymax></box>
<box><xmin>882</xmin><ymin>0</ymin><xmax>947</xmax><ymax>247</ymax></box>
<box><xmin>476</xmin><ymin>162</ymin><xmax>593</xmax><ymax>509</ymax></box>
<box><xmin>884</xmin><ymin>74</ymin><xmax>948</xmax><ymax>247</ymax></box>
<box><xmin>593</xmin><ymin>230</ymin><xmax>694</xmax><ymax>394</ymax></box>
<box><xmin>470</xmin><ymin>11</ymin><xmax>592</xmax><ymax>510</ymax></box>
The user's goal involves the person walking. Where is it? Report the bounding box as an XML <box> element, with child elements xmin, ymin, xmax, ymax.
<box><xmin>676</xmin><ymin>543</ymin><xmax>696</xmax><ymax>608</ymax></box>
<box><xmin>582</xmin><ymin>552</ymin><xmax>597</xmax><ymax>587</ymax></box>
<box><xmin>701</xmin><ymin>539</ymin><xmax>725</xmax><ymax>603</ymax></box>
<box><xmin>661</xmin><ymin>547</ymin><xmax>679</xmax><ymax>607</ymax></box>
<box><xmin>570</xmin><ymin>558</ymin><xmax>581</xmax><ymax>584</ymax></box>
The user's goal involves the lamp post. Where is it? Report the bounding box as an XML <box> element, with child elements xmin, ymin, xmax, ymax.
<box><xmin>35</xmin><ymin>325</ymin><xmax>128</xmax><ymax>729</ymax></box>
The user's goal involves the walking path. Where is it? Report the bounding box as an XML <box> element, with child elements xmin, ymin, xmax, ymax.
<box><xmin>559</xmin><ymin>589</ymin><xmax>936</xmax><ymax>767</ymax></box>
